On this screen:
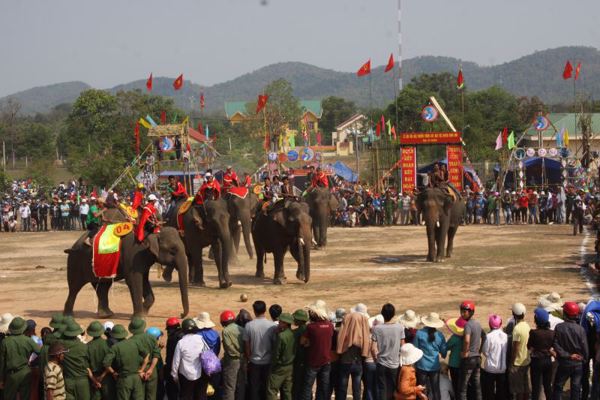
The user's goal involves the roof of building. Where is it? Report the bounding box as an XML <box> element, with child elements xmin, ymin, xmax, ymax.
<box><xmin>224</xmin><ymin>100</ymin><xmax>322</xmax><ymax>119</ymax></box>
<box><xmin>524</xmin><ymin>113</ymin><xmax>600</xmax><ymax>139</ymax></box>
<box><xmin>335</xmin><ymin>114</ymin><xmax>367</xmax><ymax>131</ymax></box>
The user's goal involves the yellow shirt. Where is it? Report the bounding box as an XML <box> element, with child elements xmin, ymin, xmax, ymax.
<box><xmin>512</xmin><ymin>321</ymin><xmax>531</xmax><ymax>366</ymax></box>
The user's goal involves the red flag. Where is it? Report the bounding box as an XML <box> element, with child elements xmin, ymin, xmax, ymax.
<box><xmin>160</xmin><ymin>110</ymin><xmax>166</xmax><ymax>125</ymax></box>
<box><xmin>501</xmin><ymin>127</ymin><xmax>508</xmax><ymax>145</ymax></box>
<box><xmin>357</xmin><ymin>59</ymin><xmax>371</xmax><ymax>77</ymax></box>
<box><xmin>264</xmin><ymin>132</ymin><xmax>270</xmax><ymax>150</ymax></box>
<box><xmin>391</xmin><ymin>125</ymin><xmax>397</xmax><ymax>140</ymax></box>
<box><xmin>380</xmin><ymin>115</ymin><xmax>385</xmax><ymax>131</ymax></box>
<box><xmin>198</xmin><ymin>122</ymin><xmax>203</xmax><ymax>137</ymax></box>
<box><xmin>256</xmin><ymin>94</ymin><xmax>268</xmax><ymax>114</ymax></box>
<box><xmin>384</xmin><ymin>53</ymin><xmax>395</xmax><ymax>73</ymax></box>
<box><xmin>146</xmin><ymin>73</ymin><xmax>153</xmax><ymax>91</ymax></box>
<box><xmin>457</xmin><ymin>68</ymin><xmax>464</xmax><ymax>89</ymax></box>
<box><xmin>200</xmin><ymin>92</ymin><xmax>205</xmax><ymax>110</ymax></box>
<box><xmin>375</xmin><ymin>122</ymin><xmax>381</xmax><ymax>137</ymax></box>
<box><xmin>134</xmin><ymin>121</ymin><xmax>140</xmax><ymax>155</ymax></box>
<box><xmin>563</xmin><ymin>61</ymin><xmax>573</xmax><ymax>80</ymax></box>
<box><xmin>575</xmin><ymin>62</ymin><xmax>582</xmax><ymax>80</ymax></box>
<box><xmin>173</xmin><ymin>74</ymin><xmax>184</xmax><ymax>90</ymax></box>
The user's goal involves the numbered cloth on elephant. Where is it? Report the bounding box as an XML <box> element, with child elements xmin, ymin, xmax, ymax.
<box><xmin>176</xmin><ymin>197</ymin><xmax>194</xmax><ymax>232</ymax></box>
<box><xmin>228</xmin><ymin>186</ymin><xmax>248</xmax><ymax>199</ymax></box>
<box><xmin>92</xmin><ymin>222</ymin><xmax>133</xmax><ymax>278</ymax></box>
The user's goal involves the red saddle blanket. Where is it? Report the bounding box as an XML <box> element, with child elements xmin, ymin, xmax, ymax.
<box><xmin>228</xmin><ymin>186</ymin><xmax>248</xmax><ymax>199</ymax></box>
<box><xmin>92</xmin><ymin>224</ymin><xmax>124</xmax><ymax>278</ymax></box>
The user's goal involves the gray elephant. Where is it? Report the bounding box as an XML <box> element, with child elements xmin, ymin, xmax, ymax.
<box><xmin>305</xmin><ymin>187</ymin><xmax>339</xmax><ymax>248</ymax></box>
<box><xmin>417</xmin><ymin>187</ymin><xmax>465</xmax><ymax>262</ymax></box>
<box><xmin>226</xmin><ymin>191</ymin><xmax>258</xmax><ymax>259</ymax></box>
<box><xmin>166</xmin><ymin>199</ymin><xmax>233</xmax><ymax>288</ymax></box>
<box><xmin>252</xmin><ymin>202</ymin><xmax>312</xmax><ymax>284</ymax></box>
<box><xmin>63</xmin><ymin>226</ymin><xmax>189</xmax><ymax>318</ymax></box>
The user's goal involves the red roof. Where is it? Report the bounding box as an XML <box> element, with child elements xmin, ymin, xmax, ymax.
<box><xmin>188</xmin><ymin>127</ymin><xmax>211</xmax><ymax>143</ymax></box>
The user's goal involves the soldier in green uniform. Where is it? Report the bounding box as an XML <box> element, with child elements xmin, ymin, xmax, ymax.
<box><xmin>87</xmin><ymin>321</ymin><xmax>115</xmax><ymax>400</ymax></box>
<box><xmin>128</xmin><ymin>318</ymin><xmax>160</xmax><ymax>400</ymax></box>
<box><xmin>266</xmin><ymin>312</ymin><xmax>296</xmax><ymax>400</ymax></box>
<box><xmin>291</xmin><ymin>309</ymin><xmax>309</xmax><ymax>400</ymax></box>
<box><xmin>0</xmin><ymin>317</ymin><xmax>39</xmax><ymax>400</ymax></box>
<box><xmin>61</xmin><ymin>320</ymin><xmax>97</xmax><ymax>400</ymax></box>
<box><xmin>102</xmin><ymin>324</ymin><xmax>149</xmax><ymax>400</ymax></box>
<box><xmin>40</xmin><ymin>313</ymin><xmax>65</xmax><ymax>373</ymax></box>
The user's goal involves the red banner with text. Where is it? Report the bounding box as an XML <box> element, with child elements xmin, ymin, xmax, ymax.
<box><xmin>400</xmin><ymin>147</ymin><xmax>417</xmax><ymax>193</ymax></box>
<box><xmin>446</xmin><ymin>145</ymin><xmax>463</xmax><ymax>191</ymax></box>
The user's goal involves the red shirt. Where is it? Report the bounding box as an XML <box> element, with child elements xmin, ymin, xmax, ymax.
<box><xmin>196</xmin><ymin>180</ymin><xmax>221</xmax><ymax>204</ymax></box>
<box><xmin>223</xmin><ymin>171</ymin><xmax>238</xmax><ymax>189</ymax></box>
<box><xmin>243</xmin><ymin>175</ymin><xmax>252</xmax><ymax>188</ymax></box>
<box><xmin>136</xmin><ymin>203</ymin><xmax>158</xmax><ymax>242</ymax></box>
<box><xmin>170</xmin><ymin>181</ymin><xmax>188</xmax><ymax>199</ymax></box>
<box><xmin>132</xmin><ymin>190</ymin><xmax>144</xmax><ymax>210</ymax></box>
<box><xmin>311</xmin><ymin>172</ymin><xmax>329</xmax><ymax>188</ymax></box>
<box><xmin>303</xmin><ymin>321</ymin><xmax>334</xmax><ymax>368</ymax></box>
<box><xmin>518</xmin><ymin>195</ymin><xmax>529</xmax><ymax>208</ymax></box>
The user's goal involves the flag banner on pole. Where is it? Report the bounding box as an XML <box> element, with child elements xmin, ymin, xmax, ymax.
<box><xmin>173</xmin><ymin>74</ymin><xmax>184</xmax><ymax>90</ymax></box>
<box><xmin>146</xmin><ymin>73</ymin><xmax>153</xmax><ymax>91</ymax></box>
<box><xmin>160</xmin><ymin>111</ymin><xmax>166</xmax><ymax>125</ymax></box>
<box><xmin>495</xmin><ymin>132</ymin><xmax>503</xmax><ymax>150</ymax></box>
<box><xmin>375</xmin><ymin>122</ymin><xmax>381</xmax><ymax>137</ymax></box>
<box><xmin>446</xmin><ymin>145</ymin><xmax>463</xmax><ymax>191</ymax></box>
<box><xmin>357</xmin><ymin>59</ymin><xmax>371</xmax><ymax>77</ymax></box>
<box><xmin>145</xmin><ymin>115</ymin><xmax>157</xmax><ymax>127</ymax></box>
<box><xmin>502</xmin><ymin>127</ymin><xmax>508</xmax><ymax>145</ymax></box>
<box><xmin>391</xmin><ymin>125</ymin><xmax>397</xmax><ymax>140</ymax></box>
<box><xmin>256</xmin><ymin>95</ymin><xmax>268</xmax><ymax>114</ymax></box>
<box><xmin>575</xmin><ymin>62</ymin><xmax>582</xmax><ymax>80</ymax></box>
<box><xmin>138</xmin><ymin>118</ymin><xmax>151</xmax><ymax>129</ymax></box>
<box><xmin>386</xmin><ymin>120</ymin><xmax>391</xmax><ymax>136</ymax></box>
<box><xmin>400</xmin><ymin>147</ymin><xmax>417</xmax><ymax>193</ymax></box>
<box><xmin>563</xmin><ymin>61</ymin><xmax>573</xmax><ymax>80</ymax></box>
<box><xmin>564</xmin><ymin>129</ymin><xmax>570</xmax><ymax>146</ymax></box>
<box><xmin>205</xmin><ymin>124</ymin><xmax>210</xmax><ymax>139</ymax></box>
<box><xmin>507</xmin><ymin>131</ymin><xmax>515</xmax><ymax>149</ymax></box>
<box><xmin>556</xmin><ymin>126</ymin><xmax>564</xmax><ymax>147</ymax></box>
<box><xmin>200</xmin><ymin>93</ymin><xmax>205</xmax><ymax>110</ymax></box>
<box><xmin>384</xmin><ymin>53</ymin><xmax>395</xmax><ymax>73</ymax></box>
<box><xmin>198</xmin><ymin>122</ymin><xmax>203</xmax><ymax>137</ymax></box>
<box><xmin>457</xmin><ymin>68</ymin><xmax>464</xmax><ymax>89</ymax></box>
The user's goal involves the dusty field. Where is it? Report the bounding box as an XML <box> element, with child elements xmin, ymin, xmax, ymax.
<box><xmin>0</xmin><ymin>223</ymin><xmax>596</xmax><ymax>332</ymax></box>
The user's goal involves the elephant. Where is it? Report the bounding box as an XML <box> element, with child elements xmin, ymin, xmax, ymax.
<box><xmin>166</xmin><ymin>199</ymin><xmax>234</xmax><ymax>288</ymax></box>
<box><xmin>252</xmin><ymin>201</ymin><xmax>312</xmax><ymax>284</ymax></box>
<box><xmin>226</xmin><ymin>191</ymin><xmax>258</xmax><ymax>259</ymax></box>
<box><xmin>305</xmin><ymin>187</ymin><xmax>339</xmax><ymax>248</ymax></box>
<box><xmin>417</xmin><ymin>187</ymin><xmax>466</xmax><ymax>262</ymax></box>
<box><xmin>63</xmin><ymin>226</ymin><xmax>189</xmax><ymax>318</ymax></box>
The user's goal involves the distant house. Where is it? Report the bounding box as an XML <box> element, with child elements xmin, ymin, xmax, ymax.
<box><xmin>224</xmin><ymin>100</ymin><xmax>323</xmax><ymax>132</ymax></box>
<box><xmin>523</xmin><ymin>113</ymin><xmax>600</xmax><ymax>154</ymax></box>
<box><xmin>331</xmin><ymin>114</ymin><xmax>367</xmax><ymax>155</ymax></box>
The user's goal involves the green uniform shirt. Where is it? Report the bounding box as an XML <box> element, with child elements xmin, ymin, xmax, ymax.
<box><xmin>272</xmin><ymin>328</ymin><xmax>295</xmax><ymax>368</ymax></box>
<box><xmin>60</xmin><ymin>337</ymin><xmax>90</xmax><ymax>378</ymax></box>
<box><xmin>87</xmin><ymin>337</ymin><xmax>110</xmax><ymax>374</ymax></box>
<box><xmin>103</xmin><ymin>339</ymin><xmax>147</xmax><ymax>377</ymax></box>
<box><xmin>0</xmin><ymin>334</ymin><xmax>38</xmax><ymax>378</ymax></box>
<box><xmin>129</xmin><ymin>333</ymin><xmax>160</xmax><ymax>370</ymax></box>
<box><xmin>222</xmin><ymin>323</ymin><xmax>244</xmax><ymax>360</ymax></box>
<box><xmin>39</xmin><ymin>334</ymin><xmax>58</xmax><ymax>371</ymax></box>
<box><xmin>293</xmin><ymin>325</ymin><xmax>307</xmax><ymax>366</ymax></box>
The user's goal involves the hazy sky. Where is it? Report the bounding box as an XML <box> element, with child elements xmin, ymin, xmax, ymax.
<box><xmin>1</xmin><ymin>0</ymin><xmax>599</xmax><ymax>97</ymax></box>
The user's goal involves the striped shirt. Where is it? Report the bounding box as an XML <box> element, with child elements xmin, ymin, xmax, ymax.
<box><xmin>44</xmin><ymin>361</ymin><xmax>66</xmax><ymax>400</ymax></box>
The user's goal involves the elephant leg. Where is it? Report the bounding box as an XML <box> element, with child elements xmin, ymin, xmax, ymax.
<box><xmin>64</xmin><ymin>279</ymin><xmax>86</xmax><ymax>316</ymax></box>
<box><xmin>142</xmin><ymin>271</ymin><xmax>155</xmax><ymax>314</ymax></box>
<box><xmin>94</xmin><ymin>281</ymin><xmax>114</xmax><ymax>318</ymax></box>
<box><xmin>312</xmin><ymin>224</ymin><xmax>320</xmax><ymax>249</ymax></box>
<box><xmin>436</xmin><ymin>224</ymin><xmax>449</xmax><ymax>262</ymax></box>
<box><xmin>446</xmin><ymin>226</ymin><xmax>458</xmax><ymax>258</ymax></box>
<box><xmin>425</xmin><ymin>223</ymin><xmax>436</xmax><ymax>262</ymax></box>
<box><xmin>126</xmin><ymin>272</ymin><xmax>145</xmax><ymax>317</ymax></box>
<box><xmin>253</xmin><ymin>235</ymin><xmax>265</xmax><ymax>278</ymax></box>
<box><xmin>214</xmin><ymin>239</ymin><xmax>232</xmax><ymax>289</ymax></box>
<box><xmin>273</xmin><ymin>249</ymin><xmax>286</xmax><ymax>285</ymax></box>
<box><xmin>188</xmin><ymin>246</ymin><xmax>206</xmax><ymax>287</ymax></box>
<box><xmin>231</xmin><ymin>222</ymin><xmax>241</xmax><ymax>255</ymax></box>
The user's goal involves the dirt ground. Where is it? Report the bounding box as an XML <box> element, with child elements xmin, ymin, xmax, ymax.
<box><xmin>0</xmin><ymin>223</ymin><xmax>596</xmax><ymax>332</ymax></box>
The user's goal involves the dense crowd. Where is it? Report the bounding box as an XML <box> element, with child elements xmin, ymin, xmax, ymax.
<box><xmin>1</xmin><ymin>293</ymin><xmax>598</xmax><ymax>400</ymax></box>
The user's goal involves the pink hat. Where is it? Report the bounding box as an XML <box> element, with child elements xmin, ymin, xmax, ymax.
<box><xmin>488</xmin><ymin>314</ymin><xmax>502</xmax><ymax>329</ymax></box>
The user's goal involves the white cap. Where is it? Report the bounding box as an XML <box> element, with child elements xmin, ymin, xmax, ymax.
<box><xmin>103</xmin><ymin>321</ymin><xmax>114</xmax><ymax>331</ymax></box>
<box><xmin>147</xmin><ymin>194</ymin><xmax>158</xmax><ymax>201</ymax></box>
<box><xmin>511</xmin><ymin>303</ymin><xmax>526</xmax><ymax>316</ymax></box>
<box><xmin>534</xmin><ymin>191</ymin><xmax>538</xmax><ymax>195</ymax></box>
<box><xmin>540</xmin><ymin>191</ymin><xmax>545</xmax><ymax>195</ymax></box>
<box><xmin>204</xmin><ymin>172</ymin><xmax>212</xmax><ymax>178</ymax></box>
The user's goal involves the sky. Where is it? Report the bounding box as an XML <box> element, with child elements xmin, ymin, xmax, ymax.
<box><xmin>1</xmin><ymin>0</ymin><xmax>599</xmax><ymax>97</ymax></box>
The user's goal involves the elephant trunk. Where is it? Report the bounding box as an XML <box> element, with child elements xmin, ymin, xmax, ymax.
<box><xmin>175</xmin><ymin>252</ymin><xmax>190</xmax><ymax>318</ymax></box>
<box><xmin>240</xmin><ymin>211</ymin><xmax>254</xmax><ymax>259</ymax></box>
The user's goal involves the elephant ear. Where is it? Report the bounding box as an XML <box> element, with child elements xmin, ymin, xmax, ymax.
<box><xmin>442</xmin><ymin>195</ymin><xmax>454</xmax><ymax>214</ymax></box>
<box><xmin>145</xmin><ymin>234</ymin><xmax>160</xmax><ymax>259</ymax></box>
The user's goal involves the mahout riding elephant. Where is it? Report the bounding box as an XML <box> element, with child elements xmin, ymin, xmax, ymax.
<box><xmin>166</xmin><ymin>199</ymin><xmax>233</xmax><ymax>288</ymax></box>
<box><xmin>226</xmin><ymin>191</ymin><xmax>258</xmax><ymax>259</ymax></box>
<box><xmin>63</xmin><ymin>226</ymin><xmax>189</xmax><ymax>318</ymax></box>
<box><xmin>252</xmin><ymin>201</ymin><xmax>312</xmax><ymax>284</ymax></box>
<box><xmin>416</xmin><ymin>187</ymin><xmax>465</xmax><ymax>262</ymax></box>
<box><xmin>305</xmin><ymin>187</ymin><xmax>338</xmax><ymax>248</ymax></box>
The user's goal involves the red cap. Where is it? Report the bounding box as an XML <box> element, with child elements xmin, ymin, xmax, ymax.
<box><xmin>220</xmin><ymin>310</ymin><xmax>235</xmax><ymax>323</ymax></box>
<box><xmin>460</xmin><ymin>300</ymin><xmax>475</xmax><ymax>312</ymax></box>
<box><xmin>166</xmin><ymin>317</ymin><xmax>181</xmax><ymax>328</ymax></box>
<box><xmin>562</xmin><ymin>301</ymin><xmax>580</xmax><ymax>318</ymax></box>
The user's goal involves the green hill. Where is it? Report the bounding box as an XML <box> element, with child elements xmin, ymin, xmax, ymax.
<box><xmin>0</xmin><ymin>81</ymin><xmax>91</xmax><ymax>115</ymax></box>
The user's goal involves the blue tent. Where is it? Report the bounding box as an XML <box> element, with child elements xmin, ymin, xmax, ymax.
<box><xmin>332</xmin><ymin>161</ymin><xmax>358</xmax><ymax>183</ymax></box>
<box><xmin>500</xmin><ymin>157</ymin><xmax>562</xmax><ymax>188</ymax></box>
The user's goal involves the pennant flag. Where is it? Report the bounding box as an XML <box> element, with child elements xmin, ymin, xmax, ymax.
<box><xmin>575</xmin><ymin>62</ymin><xmax>582</xmax><ymax>80</ymax></box>
<box><xmin>384</xmin><ymin>53</ymin><xmax>395</xmax><ymax>73</ymax></box>
<box><xmin>501</xmin><ymin>127</ymin><xmax>508</xmax><ymax>145</ymax></box>
<box><xmin>134</xmin><ymin>121</ymin><xmax>140</xmax><ymax>155</ymax></box>
<box><xmin>495</xmin><ymin>132</ymin><xmax>503</xmax><ymax>150</ymax></box>
<box><xmin>160</xmin><ymin>110</ymin><xmax>166</xmax><ymax>125</ymax></box>
<box><xmin>198</xmin><ymin>122</ymin><xmax>203</xmax><ymax>136</ymax></box>
<box><xmin>181</xmin><ymin>116</ymin><xmax>189</xmax><ymax>126</ymax></box>
<box><xmin>200</xmin><ymin>92</ymin><xmax>205</xmax><ymax>110</ymax></box>
<box><xmin>563</xmin><ymin>61</ymin><xmax>573</xmax><ymax>80</ymax></box>
<box><xmin>357</xmin><ymin>59</ymin><xmax>371</xmax><ymax>77</ymax></box>
<box><xmin>391</xmin><ymin>125</ymin><xmax>397</xmax><ymax>140</ymax></box>
<box><xmin>563</xmin><ymin>129</ymin><xmax>570</xmax><ymax>146</ymax></box>
<box><xmin>256</xmin><ymin>94</ymin><xmax>268</xmax><ymax>114</ymax></box>
<box><xmin>375</xmin><ymin>122</ymin><xmax>381</xmax><ymax>137</ymax></box>
<box><xmin>380</xmin><ymin>115</ymin><xmax>385</xmax><ymax>132</ymax></box>
<box><xmin>507</xmin><ymin>131</ymin><xmax>515</xmax><ymax>149</ymax></box>
<box><xmin>146</xmin><ymin>115</ymin><xmax>158</xmax><ymax>127</ymax></box>
<box><xmin>386</xmin><ymin>120</ymin><xmax>391</xmax><ymax>136</ymax></box>
<box><xmin>172</xmin><ymin>113</ymin><xmax>178</xmax><ymax>123</ymax></box>
<box><xmin>173</xmin><ymin>74</ymin><xmax>184</xmax><ymax>90</ymax></box>
<box><xmin>205</xmin><ymin>124</ymin><xmax>210</xmax><ymax>139</ymax></box>
<box><xmin>138</xmin><ymin>118</ymin><xmax>151</xmax><ymax>129</ymax></box>
<box><xmin>556</xmin><ymin>126</ymin><xmax>564</xmax><ymax>147</ymax></box>
<box><xmin>457</xmin><ymin>68</ymin><xmax>464</xmax><ymax>89</ymax></box>
<box><xmin>146</xmin><ymin>73</ymin><xmax>153</xmax><ymax>91</ymax></box>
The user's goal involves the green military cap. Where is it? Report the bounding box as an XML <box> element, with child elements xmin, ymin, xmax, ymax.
<box><xmin>111</xmin><ymin>324</ymin><xmax>128</xmax><ymax>340</ymax></box>
<box><xmin>293</xmin><ymin>309</ymin><xmax>309</xmax><ymax>322</ymax></box>
<box><xmin>63</xmin><ymin>316</ymin><xmax>75</xmax><ymax>324</ymax></box>
<box><xmin>278</xmin><ymin>313</ymin><xmax>294</xmax><ymax>325</ymax></box>
<box><xmin>181</xmin><ymin>318</ymin><xmax>197</xmax><ymax>333</ymax></box>
<box><xmin>49</xmin><ymin>313</ymin><xmax>64</xmax><ymax>329</ymax></box>
<box><xmin>86</xmin><ymin>321</ymin><xmax>104</xmax><ymax>338</ymax></box>
<box><xmin>9</xmin><ymin>317</ymin><xmax>27</xmax><ymax>335</ymax></box>
<box><xmin>63</xmin><ymin>321</ymin><xmax>84</xmax><ymax>338</ymax></box>
<box><xmin>128</xmin><ymin>318</ymin><xmax>146</xmax><ymax>335</ymax></box>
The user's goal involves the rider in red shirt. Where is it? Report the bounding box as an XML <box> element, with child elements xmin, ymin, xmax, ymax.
<box><xmin>132</xmin><ymin>182</ymin><xmax>145</xmax><ymax>211</ymax></box>
<box><xmin>136</xmin><ymin>194</ymin><xmax>160</xmax><ymax>242</ymax></box>
<box><xmin>168</xmin><ymin>175</ymin><xmax>188</xmax><ymax>202</ymax></box>
<box><xmin>242</xmin><ymin>172</ymin><xmax>252</xmax><ymax>188</ymax></box>
<box><xmin>311</xmin><ymin>167</ymin><xmax>329</xmax><ymax>189</ymax></box>
<box><xmin>222</xmin><ymin>166</ymin><xmax>239</xmax><ymax>193</ymax></box>
<box><xmin>195</xmin><ymin>173</ymin><xmax>221</xmax><ymax>205</ymax></box>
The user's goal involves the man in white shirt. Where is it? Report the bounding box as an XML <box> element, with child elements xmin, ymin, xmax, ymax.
<box><xmin>481</xmin><ymin>314</ymin><xmax>508</xmax><ymax>400</ymax></box>
<box><xmin>18</xmin><ymin>201</ymin><xmax>31</xmax><ymax>232</ymax></box>
<box><xmin>171</xmin><ymin>318</ymin><xmax>208</xmax><ymax>398</ymax></box>
<box><xmin>79</xmin><ymin>199</ymin><xmax>90</xmax><ymax>230</ymax></box>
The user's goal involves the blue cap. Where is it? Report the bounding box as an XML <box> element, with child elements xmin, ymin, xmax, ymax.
<box><xmin>534</xmin><ymin>307</ymin><xmax>549</xmax><ymax>324</ymax></box>
<box><xmin>146</xmin><ymin>327</ymin><xmax>162</xmax><ymax>340</ymax></box>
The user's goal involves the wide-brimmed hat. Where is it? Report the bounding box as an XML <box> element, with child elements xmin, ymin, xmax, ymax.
<box><xmin>351</xmin><ymin>303</ymin><xmax>369</xmax><ymax>317</ymax></box>
<box><xmin>62</xmin><ymin>321</ymin><xmax>84</xmax><ymax>338</ymax></box>
<box><xmin>8</xmin><ymin>317</ymin><xmax>26</xmax><ymax>335</ymax></box>
<box><xmin>445</xmin><ymin>317</ymin><xmax>466</xmax><ymax>336</ymax></box>
<box><xmin>307</xmin><ymin>300</ymin><xmax>328</xmax><ymax>320</ymax></box>
<box><xmin>538</xmin><ymin>292</ymin><xmax>563</xmax><ymax>312</ymax></box>
<box><xmin>400</xmin><ymin>343</ymin><xmax>424</xmax><ymax>366</ymax></box>
<box><xmin>111</xmin><ymin>324</ymin><xmax>128</xmax><ymax>340</ymax></box>
<box><xmin>128</xmin><ymin>318</ymin><xmax>146</xmax><ymax>335</ymax></box>
<box><xmin>194</xmin><ymin>312</ymin><xmax>216</xmax><ymax>329</ymax></box>
<box><xmin>368</xmin><ymin>314</ymin><xmax>384</xmax><ymax>328</ymax></box>
<box><xmin>421</xmin><ymin>312</ymin><xmax>444</xmax><ymax>329</ymax></box>
<box><xmin>293</xmin><ymin>309</ymin><xmax>309</xmax><ymax>322</ymax></box>
<box><xmin>49</xmin><ymin>313</ymin><xmax>64</xmax><ymax>330</ymax></box>
<box><xmin>399</xmin><ymin>310</ymin><xmax>420</xmax><ymax>328</ymax></box>
<box><xmin>0</xmin><ymin>313</ymin><xmax>15</xmax><ymax>333</ymax></box>
<box><xmin>86</xmin><ymin>321</ymin><xmax>104</xmax><ymax>338</ymax></box>
<box><xmin>279</xmin><ymin>313</ymin><xmax>294</xmax><ymax>325</ymax></box>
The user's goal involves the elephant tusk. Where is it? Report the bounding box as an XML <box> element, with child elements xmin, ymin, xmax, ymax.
<box><xmin>237</xmin><ymin>220</ymin><xmax>242</xmax><ymax>226</ymax></box>
<box><xmin>299</xmin><ymin>238</ymin><xmax>305</xmax><ymax>246</ymax></box>
<box><xmin>436</xmin><ymin>221</ymin><xmax>440</xmax><ymax>228</ymax></box>
<box><xmin>312</xmin><ymin>238</ymin><xmax>318</xmax><ymax>246</ymax></box>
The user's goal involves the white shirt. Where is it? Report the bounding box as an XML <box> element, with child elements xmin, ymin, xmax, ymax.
<box><xmin>548</xmin><ymin>314</ymin><xmax>563</xmax><ymax>330</ymax></box>
<box><xmin>19</xmin><ymin>206</ymin><xmax>30</xmax><ymax>218</ymax></box>
<box><xmin>171</xmin><ymin>334</ymin><xmax>208</xmax><ymax>381</ymax></box>
<box><xmin>482</xmin><ymin>328</ymin><xmax>507</xmax><ymax>373</ymax></box>
<box><xmin>79</xmin><ymin>204</ymin><xmax>90</xmax><ymax>215</ymax></box>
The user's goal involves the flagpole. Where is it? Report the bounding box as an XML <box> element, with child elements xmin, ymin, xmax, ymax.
<box><xmin>393</xmin><ymin>64</ymin><xmax>399</xmax><ymax>133</ymax></box>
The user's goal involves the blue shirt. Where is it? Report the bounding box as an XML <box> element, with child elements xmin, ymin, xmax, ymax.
<box><xmin>198</xmin><ymin>329</ymin><xmax>221</xmax><ymax>356</ymax></box>
<box><xmin>414</xmin><ymin>328</ymin><xmax>447</xmax><ymax>372</ymax></box>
